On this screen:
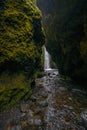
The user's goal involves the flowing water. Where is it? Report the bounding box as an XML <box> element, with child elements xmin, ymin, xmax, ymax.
<box><xmin>44</xmin><ymin>46</ymin><xmax>51</xmax><ymax>71</ymax></box>
<box><xmin>0</xmin><ymin>47</ymin><xmax>87</xmax><ymax>130</ymax></box>
<box><xmin>43</xmin><ymin>47</ymin><xmax>87</xmax><ymax>130</ymax></box>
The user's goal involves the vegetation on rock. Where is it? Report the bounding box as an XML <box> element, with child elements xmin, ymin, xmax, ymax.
<box><xmin>0</xmin><ymin>0</ymin><xmax>45</xmax><ymax>110</ymax></box>
<box><xmin>37</xmin><ymin>0</ymin><xmax>87</xmax><ymax>85</ymax></box>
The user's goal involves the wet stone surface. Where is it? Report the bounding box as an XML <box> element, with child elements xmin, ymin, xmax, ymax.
<box><xmin>0</xmin><ymin>69</ymin><xmax>87</xmax><ymax>130</ymax></box>
<box><xmin>80</xmin><ymin>110</ymin><xmax>87</xmax><ymax>128</ymax></box>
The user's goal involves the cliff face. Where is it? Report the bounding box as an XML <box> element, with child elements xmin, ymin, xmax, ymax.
<box><xmin>0</xmin><ymin>0</ymin><xmax>45</xmax><ymax>110</ymax></box>
<box><xmin>0</xmin><ymin>0</ymin><xmax>45</xmax><ymax>74</ymax></box>
<box><xmin>37</xmin><ymin>0</ymin><xmax>87</xmax><ymax>84</ymax></box>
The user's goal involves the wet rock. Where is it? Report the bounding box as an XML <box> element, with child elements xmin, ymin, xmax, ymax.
<box><xmin>21</xmin><ymin>113</ymin><xmax>26</xmax><ymax>119</ymax></box>
<box><xmin>28</xmin><ymin>118</ymin><xmax>41</xmax><ymax>125</ymax></box>
<box><xmin>36</xmin><ymin>101</ymin><xmax>48</xmax><ymax>107</ymax></box>
<box><xmin>63</xmin><ymin>105</ymin><xmax>73</xmax><ymax>110</ymax></box>
<box><xmin>20</xmin><ymin>104</ymin><xmax>29</xmax><ymax>112</ymax></box>
<box><xmin>20</xmin><ymin>110</ymin><xmax>34</xmax><ymax>120</ymax></box>
<box><xmin>30</xmin><ymin>95</ymin><xmax>38</xmax><ymax>102</ymax></box>
<box><xmin>49</xmin><ymin>76</ymin><xmax>53</xmax><ymax>80</ymax></box>
<box><xmin>27</xmin><ymin>110</ymin><xmax>33</xmax><ymax>117</ymax></box>
<box><xmin>50</xmin><ymin>73</ymin><xmax>58</xmax><ymax>78</ymax></box>
<box><xmin>41</xmin><ymin>92</ymin><xmax>48</xmax><ymax>98</ymax></box>
<box><xmin>67</xmin><ymin>106</ymin><xmax>73</xmax><ymax>110</ymax></box>
<box><xmin>47</xmin><ymin>73</ymin><xmax>50</xmax><ymax>76</ymax></box>
<box><xmin>56</xmin><ymin>110</ymin><xmax>66</xmax><ymax>117</ymax></box>
<box><xmin>10</xmin><ymin>125</ymin><xmax>22</xmax><ymax>130</ymax></box>
<box><xmin>0</xmin><ymin>69</ymin><xmax>87</xmax><ymax>130</ymax></box>
<box><xmin>72</xmin><ymin>89</ymin><xmax>86</xmax><ymax>96</ymax></box>
<box><xmin>53</xmin><ymin>71</ymin><xmax>59</xmax><ymax>76</ymax></box>
<box><xmin>80</xmin><ymin>110</ymin><xmax>87</xmax><ymax>128</ymax></box>
<box><xmin>68</xmin><ymin>97</ymin><xmax>72</xmax><ymax>101</ymax></box>
<box><xmin>34</xmin><ymin>108</ymin><xmax>42</xmax><ymax>115</ymax></box>
<box><xmin>58</xmin><ymin>87</ymin><xmax>67</xmax><ymax>92</ymax></box>
<box><xmin>35</xmin><ymin>79</ymin><xmax>43</xmax><ymax>87</ymax></box>
<box><xmin>34</xmin><ymin>119</ymin><xmax>41</xmax><ymax>125</ymax></box>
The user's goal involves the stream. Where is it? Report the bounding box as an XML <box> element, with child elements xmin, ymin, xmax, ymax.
<box><xmin>0</xmin><ymin>47</ymin><xmax>87</xmax><ymax>130</ymax></box>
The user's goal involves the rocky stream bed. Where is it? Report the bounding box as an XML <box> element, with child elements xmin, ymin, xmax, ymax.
<box><xmin>0</xmin><ymin>69</ymin><xmax>87</xmax><ymax>130</ymax></box>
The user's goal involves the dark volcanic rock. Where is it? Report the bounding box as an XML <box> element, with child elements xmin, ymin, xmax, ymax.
<box><xmin>37</xmin><ymin>0</ymin><xmax>87</xmax><ymax>85</ymax></box>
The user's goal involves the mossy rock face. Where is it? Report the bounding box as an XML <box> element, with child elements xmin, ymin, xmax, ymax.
<box><xmin>0</xmin><ymin>0</ymin><xmax>45</xmax><ymax>110</ymax></box>
<box><xmin>0</xmin><ymin>73</ymin><xmax>32</xmax><ymax>111</ymax></box>
<box><xmin>37</xmin><ymin>0</ymin><xmax>87</xmax><ymax>84</ymax></box>
<box><xmin>0</xmin><ymin>0</ymin><xmax>45</xmax><ymax>73</ymax></box>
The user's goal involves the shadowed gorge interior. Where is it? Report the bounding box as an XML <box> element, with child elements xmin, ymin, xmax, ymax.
<box><xmin>0</xmin><ymin>0</ymin><xmax>87</xmax><ymax>130</ymax></box>
<box><xmin>37</xmin><ymin>0</ymin><xmax>87</xmax><ymax>85</ymax></box>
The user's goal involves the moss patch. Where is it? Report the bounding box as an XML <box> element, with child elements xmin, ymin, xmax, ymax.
<box><xmin>0</xmin><ymin>0</ymin><xmax>45</xmax><ymax>110</ymax></box>
<box><xmin>0</xmin><ymin>73</ymin><xmax>32</xmax><ymax>111</ymax></box>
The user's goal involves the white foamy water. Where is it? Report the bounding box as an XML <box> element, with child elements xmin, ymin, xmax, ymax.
<box><xmin>44</xmin><ymin>46</ymin><xmax>52</xmax><ymax>71</ymax></box>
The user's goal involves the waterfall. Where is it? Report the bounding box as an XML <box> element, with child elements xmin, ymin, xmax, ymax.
<box><xmin>44</xmin><ymin>46</ymin><xmax>51</xmax><ymax>71</ymax></box>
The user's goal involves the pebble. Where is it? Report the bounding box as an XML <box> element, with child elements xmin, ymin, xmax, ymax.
<box><xmin>20</xmin><ymin>104</ymin><xmax>29</xmax><ymax>112</ymax></box>
<box><xmin>80</xmin><ymin>110</ymin><xmax>87</xmax><ymax>128</ymax></box>
<box><xmin>34</xmin><ymin>108</ymin><xmax>42</xmax><ymax>115</ymax></box>
<box><xmin>58</xmin><ymin>87</ymin><xmax>67</xmax><ymax>92</ymax></box>
<box><xmin>68</xmin><ymin>97</ymin><xmax>72</xmax><ymax>101</ymax></box>
<box><xmin>28</xmin><ymin>118</ymin><xmax>41</xmax><ymax>125</ymax></box>
<box><xmin>36</xmin><ymin>101</ymin><xmax>48</xmax><ymax>107</ymax></box>
<box><xmin>27</xmin><ymin>110</ymin><xmax>33</xmax><ymax>117</ymax></box>
<box><xmin>30</xmin><ymin>95</ymin><xmax>38</xmax><ymax>102</ymax></box>
<box><xmin>11</xmin><ymin>125</ymin><xmax>22</xmax><ymax>130</ymax></box>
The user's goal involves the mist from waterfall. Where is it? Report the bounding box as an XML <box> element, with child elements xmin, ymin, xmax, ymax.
<box><xmin>44</xmin><ymin>46</ymin><xmax>51</xmax><ymax>71</ymax></box>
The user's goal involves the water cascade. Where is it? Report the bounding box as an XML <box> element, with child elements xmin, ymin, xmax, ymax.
<box><xmin>44</xmin><ymin>46</ymin><xmax>52</xmax><ymax>71</ymax></box>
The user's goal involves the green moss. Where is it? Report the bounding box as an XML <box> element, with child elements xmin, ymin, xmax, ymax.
<box><xmin>0</xmin><ymin>0</ymin><xmax>45</xmax><ymax>110</ymax></box>
<box><xmin>0</xmin><ymin>73</ymin><xmax>32</xmax><ymax>111</ymax></box>
<box><xmin>0</xmin><ymin>0</ymin><xmax>44</xmax><ymax>66</ymax></box>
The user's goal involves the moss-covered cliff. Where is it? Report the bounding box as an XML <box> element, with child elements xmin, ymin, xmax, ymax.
<box><xmin>0</xmin><ymin>0</ymin><xmax>45</xmax><ymax>73</ymax></box>
<box><xmin>37</xmin><ymin>0</ymin><xmax>87</xmax><ymax>85</ymax></box>
<box><xmin>0</xmin><ymin>0</ymin><xmax>45</xmax><ymax>110</ymax></box>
